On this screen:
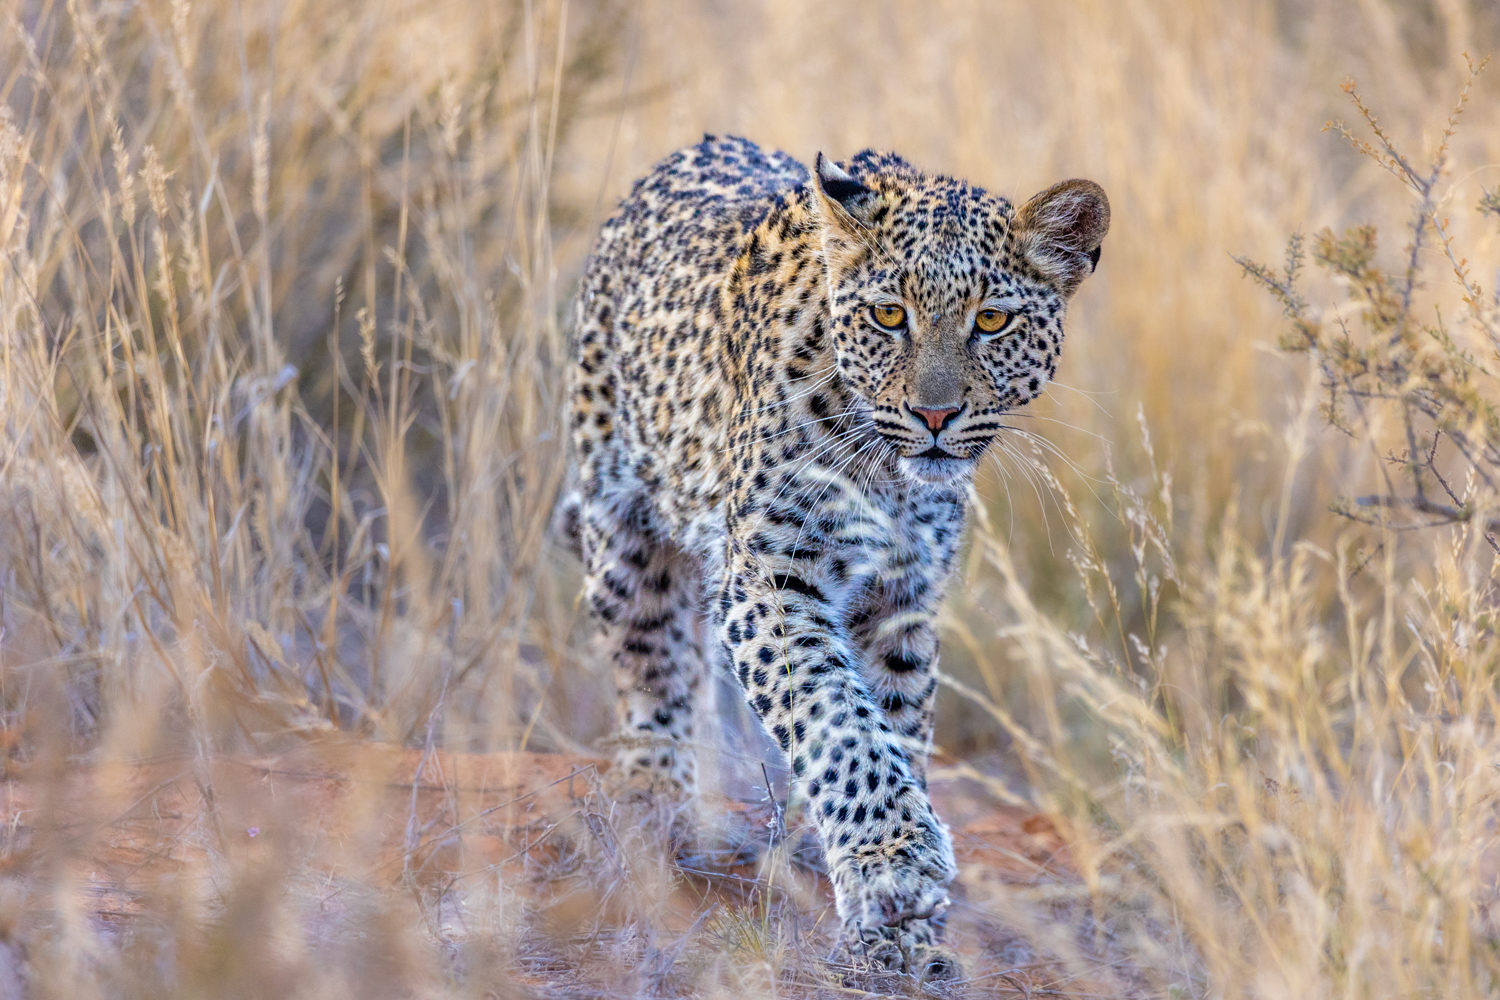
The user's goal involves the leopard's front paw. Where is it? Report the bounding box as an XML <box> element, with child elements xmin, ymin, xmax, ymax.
<box><xmin>830</xmin><ymin>806</ymin><xmax>959</xmax><ymax>976</ymax></box>
<box><xmin>837</xmin><ymin>932</ymin><xmax>964</xmax><ymax>985</ymax></box>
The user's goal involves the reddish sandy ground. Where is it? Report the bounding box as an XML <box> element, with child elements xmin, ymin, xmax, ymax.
<box><xmin>0</xmin><ymin>743</ymin><xmax>1114</xmax><ymax>996</ymax></box>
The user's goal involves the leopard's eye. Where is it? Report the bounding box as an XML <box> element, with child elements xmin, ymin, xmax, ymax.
<box><xmin>974</xmin><ymin>308</ymin><xmax>1015</xmax><ymax>335</ymax></box>
<box><xmin>869</xmin><ymin>303</ymin><xmax>907</xmax><ymax>331</ymax></box>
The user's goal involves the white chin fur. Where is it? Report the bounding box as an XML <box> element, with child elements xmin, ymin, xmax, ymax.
<box><xmin>898</xmin><ymin>454</ymin><xmax>973</xmax><ymax>485</ymax></box>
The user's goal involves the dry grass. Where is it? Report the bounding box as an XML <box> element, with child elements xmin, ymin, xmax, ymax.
<box><xmin>3</xmin><ymin>0</ymin><xmax>1500</xmax><ymax>996</ymax></box>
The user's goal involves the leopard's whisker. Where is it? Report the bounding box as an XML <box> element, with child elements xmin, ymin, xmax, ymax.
<box><xmin>992</xmin><ymin>437</ymin><xmax>1054</xmax><ymax>528</ymax></box>
<box><xmin>994</xmin><ymin>425</ymin><xmax>1088</xmax><ymax>480</ymax></box>
<box><xmin>982</xmin><ymin>448</ymin><xmax>1027</xmax><ymax>544</ymax></box>
<box><xmin>761</xmin><ymin>403</ymin><xmax>869</xmax><ymax>445</ymax></box>
<box><xmin>999</xmin><ymin>409</ymin><xmax>1111</xmax><ymax>443</ymax></box>
<box><xmin>740</xmin><ymin>364</ymin><xmax>841</xmax><ymax>416</ymax></box>
<box><xmin>1040</xmin><ymin>378</ymin><xmax>1117</xmax><ymax>418</ymax></box>
<box><xmin>993</xmin><ymin>424</ymin><xmax>1114</xmax><ymax>509</ymax></box>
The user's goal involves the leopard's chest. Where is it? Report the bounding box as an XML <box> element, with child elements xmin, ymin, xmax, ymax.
<box><xmin>862</xmin><ymin>485</ymin><xmax>968</xmax><ymax>610</ymax></box>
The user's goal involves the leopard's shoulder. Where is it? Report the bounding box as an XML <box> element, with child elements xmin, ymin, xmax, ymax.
<box><xmin>586</xmin><ymin>135</ymin><xmax>810</xmax><ymax>290</ymax></box>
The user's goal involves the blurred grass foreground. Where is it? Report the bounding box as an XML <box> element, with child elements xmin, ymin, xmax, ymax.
<box><xmin>4</xmin><ymin>0</ymin><xmax>1500</xmax><ymax>996</ymax></box>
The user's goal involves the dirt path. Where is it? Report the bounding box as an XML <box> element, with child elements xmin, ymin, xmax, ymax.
<box><xmin>1</xmin><ymin>743</ymin><xmax>1123</xmax><ymax>996</ymax></box>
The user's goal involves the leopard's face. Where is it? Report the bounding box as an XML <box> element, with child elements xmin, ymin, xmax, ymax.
<box><xmin>814</xmin><ymin>153</ymin><xmax>1109</xmax><ymax>486</ymax></box>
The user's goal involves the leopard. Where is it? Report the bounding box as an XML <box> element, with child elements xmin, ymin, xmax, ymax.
<box><xmin>565</xmin><ymin>135</ymin><xmax>1108</xmax><ymax>977</ymax></box>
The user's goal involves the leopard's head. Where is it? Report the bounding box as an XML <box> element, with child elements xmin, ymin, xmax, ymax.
<box><xmin>812</xmin><ymin>151</ymin><xmax>1108</xmax><ymax>486</ymax></box>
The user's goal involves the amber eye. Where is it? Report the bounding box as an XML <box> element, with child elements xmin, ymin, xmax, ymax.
<box><xmin>974</xmin><ymin>308</ymin><xmax>1015</xmax><ymax>335</ymax></box>
<box><xmin>869</xmin><ymin>303</ymin><xmax>907</xmax><ymax>330</ymax></box>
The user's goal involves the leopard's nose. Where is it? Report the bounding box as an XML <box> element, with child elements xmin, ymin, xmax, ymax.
<box><xmin>907</xmin><ymin>403</ymin><xmax>962</xmax><ymax>434</ymax></box>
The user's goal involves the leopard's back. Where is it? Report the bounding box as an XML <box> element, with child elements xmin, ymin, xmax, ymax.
<box><xmin>570</xmin><ymin>136</ymin><xmax>808</xmax><ymax>524</ymax></box>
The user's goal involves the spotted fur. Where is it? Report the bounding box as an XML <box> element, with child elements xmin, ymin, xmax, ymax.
<box><xmin>567</xmin><ymin>136</ymin><xmax>1107</xmax><ymax>972</ymax></box>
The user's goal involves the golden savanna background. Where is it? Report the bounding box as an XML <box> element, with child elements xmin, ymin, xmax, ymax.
<box><xmin>4</xmin><ymin>0</ymin><xmax>1500</xmax><ymax>996</ymax></box>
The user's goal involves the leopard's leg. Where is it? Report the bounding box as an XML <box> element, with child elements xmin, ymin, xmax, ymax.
<box><xmin>718</xmin><ymin>533</ymin><xmax>957</xmax><ymax>975</ymax></box>
<box><xmin>854</xmin><ymin>606</ymin><xmax>941</xmax><ymax>789</ymax></box>
<box><xmin>580</xmin><ymin>498</ymin><xmax>705</xmax><ymax>807</ymax></box>
<box><xmin>844</xmin><ymin>604</ymin><xmax>958</xmax><ymax>977</ymax></box>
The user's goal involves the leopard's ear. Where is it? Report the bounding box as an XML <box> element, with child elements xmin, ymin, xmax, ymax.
<box><xmin>813</xmin><ymin>153</ymin><xmax>880</xmax><ymax>230</ymax></box>
<box><xmin>1014</xmin><ymin>179</ymin><xmax>1110</xmax><ymax>296</ymax></box>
